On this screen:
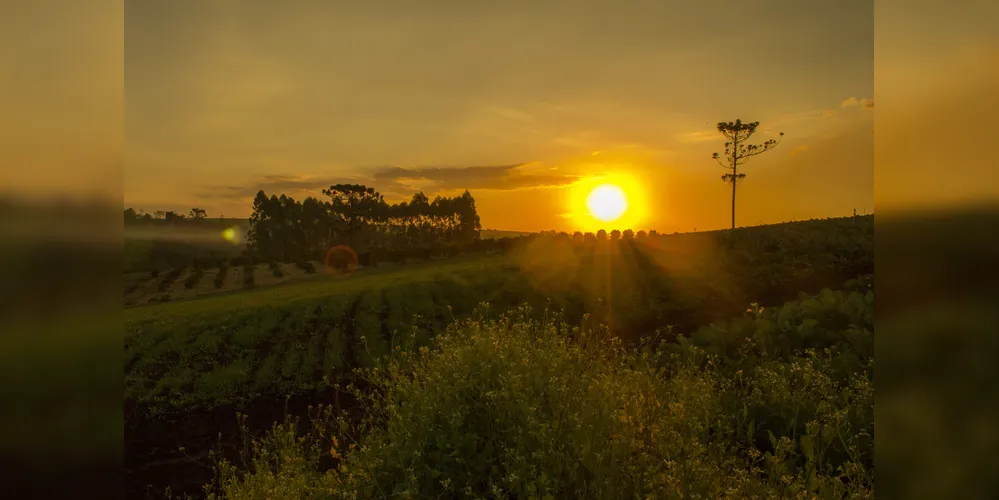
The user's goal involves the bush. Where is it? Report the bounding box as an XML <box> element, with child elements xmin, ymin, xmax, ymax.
<box><xmin>269</xmin><ymin>261</ymin><xmax>284</xmax><ymax>278</ymax></box>
<box><xmin>295</xmin><ymin>260</ymin><xmax>316</xmax><ymax>274</ymax></box>
<box><xmin>214</xmin><ymin>265</ymin><xmax>228</xmax><ymax>289</ymax></box>
<box><xmin>157</xmin><ymin>268</ymin><xmax>183</xmax><ymax>292</ymax></box>
<box><xmin>243</xmin><ymin>264</ymin><xmax>255</xmax><ymax>287</ymax></box>
<box><xmin>357</xmin><ymin>252</ymin><xmax>373</xmax><ymax>268</ymax></box>
<box><xmin>205</xmin><ymin>300</ymin><xmax>874</xmax><ymax>499</ymax></box>
<box><xmin>184</xmin><ymin>268</ymin><xmax>205</xmax><ymax>289</ymax></box>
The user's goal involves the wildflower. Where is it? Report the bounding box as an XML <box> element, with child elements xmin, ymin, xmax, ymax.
<box><xmin>330</xmin><ymin>437</ymin><xmax>340</xmax><ymax>459</ymax></box>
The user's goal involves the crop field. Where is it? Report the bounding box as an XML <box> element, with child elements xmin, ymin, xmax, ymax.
<box><xmin>123</xmin><ymin>228</ymin><xmax>526</xmax><ymax>306</ymax></box>
<box><xmin>125</xmin><ymin>215</ymin><xmax>874</xmax><ymax>497</ymax></box>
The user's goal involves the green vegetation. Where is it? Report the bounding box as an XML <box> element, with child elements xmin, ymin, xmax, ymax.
<box><xmin>208</xmin><ymin>281</ymin><xmax>873</xmax><ymax>498</ymax></box>
<box><xmin>183</xmin><ymin>267</ymin><xmax>205</xmax><ymax>290</ymax></box>
<box><xmin>214</xmin><ymin>263</ymin><xmax>228</xmax><ymax>289</ymax></box>
<box><xmin>124</xmin><ymin>216</ymin><xmax>874</xmax><ymax>498</ymax></box>
<box><xmin>242</xmin><ymin>264</ymin><xmax>255</xmax><ymax>288</ymax></box>
<box><xmin>269</xmin><ymin>261</ymin><xmax>284</xmax><ymax>278</ymax></box>
<box><xmin>125</xmin><ymin>217</ymin><xmax>871</xmax><ymax>414</ymax></box>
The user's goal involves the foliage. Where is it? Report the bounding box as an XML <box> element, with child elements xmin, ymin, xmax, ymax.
<box><xmin>214</xmin><ymin>263</ymin><xmax>228</xmax><ymax>289</ymax></box>
<box><xmin>269</xmin><ymin>261</ymin><xmax>284</xmax><ymax>279</ymax></box>
<box><xmin>242</xmin><ymin>265</ymin><xmax>255</xmax><ymax>288</ymax></box>
<box><xmin>184</xmin><ymin>267</ymin><xmax>205</xmax><ymax>290</ymax></box>
<box><xmin>296</xmin><ymin>261</ymin><xmax>317</xmax><ymax>274</ymax></box>
<box><xmin>124</xmin><ymin>217</ymin><xmax>873</xmax><ymax>415</ymax></box>
<box><xmin>126</xmin><ymin>217</ymin><xmax>876</xmax><ymax>497</ymax></box>
<box><xmin>206</xmin><ymin>287</ymin><xmax>873</xmax><ymax>499</ymax></box>
<box><xmin>712</xmin><ymin>119</ymin><xmax>784</xmax><ymax>229</ymax></box>
<box><xmin>246</xmin><ymin>186</ymin><xmax>482</xmax><ymax>264</ymax></box>
<box><xmin>157</xmin><ymin>268</ymin><xmax>183</xmax><ymax>293</ymax></box>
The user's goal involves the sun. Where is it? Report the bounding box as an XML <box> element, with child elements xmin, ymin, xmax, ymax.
<box><xmin>586</xmin><ymin>184</ymin><xmax>628</xmax><ymax>222</ymax></box>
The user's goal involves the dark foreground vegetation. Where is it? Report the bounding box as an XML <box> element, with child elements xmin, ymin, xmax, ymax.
<box><xmin>209</xmin><ymin>287</ymin><xmax>872</xmax><ymax>498</ymax></box>
<box><xmin>124</xmin><ymin>215</ymin><xmax>873</xmax><ymax>498</ymax></box>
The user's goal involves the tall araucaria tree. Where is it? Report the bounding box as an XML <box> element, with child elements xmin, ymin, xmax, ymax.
<box><xmin>712</xmin><ymin>119</ymin><xmax>783</xmax><ymax>229</ymax></box>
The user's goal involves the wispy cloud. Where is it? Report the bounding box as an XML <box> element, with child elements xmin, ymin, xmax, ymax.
<box><xmin>842</xmin><ymin>97</ymin><xmax>874</xmax><ymax>110</ymax></box>
<box><xmin>488</xmin><ymin>106</ymin><xmax>536</xmax><ymax>123</ymax></box>
<box><xmin>373</xmin><ymin>163</ymin><xmax>581</xmax><ymax>194</ymax></box>
<box><xmin>198</xmin><ymin>164</ymin><xmax>582</xmax><ymax>203</ymax></box>
<box><xmin>790</xmin><ymin>145</ymin><xmax>812</xmax><ymax>157</ymax></box>
<box><xmin>197</xmin><ymin>174</ymin><xmax>355</xmax><ymax>202</ymax></box>
<box><xmin>677</xmin><ymin>130</ymin><xmax>719</xmax><ymax>143</ymax></box>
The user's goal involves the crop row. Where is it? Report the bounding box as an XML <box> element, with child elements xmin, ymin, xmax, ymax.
<box><xmin>125</xmin><ymin>216</ymin><xmax>875</xmax><ymax>416</ymax></box>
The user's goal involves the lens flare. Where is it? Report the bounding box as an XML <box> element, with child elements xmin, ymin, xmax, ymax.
<box><xmin>221</xmin><ymin>226</ymin><xmax>242</xmax><ymax>244</ymax></box>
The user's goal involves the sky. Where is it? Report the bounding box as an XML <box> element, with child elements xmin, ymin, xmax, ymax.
<box><xmin>121</xmin><ymin>0</ymin><xmax>877</xmax><ymax>232</ymax></box>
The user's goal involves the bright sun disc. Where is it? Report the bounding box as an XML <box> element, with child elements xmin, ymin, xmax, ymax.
<box><xmin>586</xmin><ymin>184</ymin><xmax>628</xmax><ymax>222</ymax></box>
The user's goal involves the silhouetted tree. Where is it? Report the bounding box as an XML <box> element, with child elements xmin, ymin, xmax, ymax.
<box><xmin>622</xmin><ymin>229</ymin><xmax>634</xmax><ymax>240</ymax></box>
<box><xmin>713</xmin><ymin>119</ymin><xmax>783</xmax><ymax>229</ymax></box>
<box><xmin>246</xmin><ymin>185</ymin><xmax>484</xmax><ymax>263</ymax></box>
<box><xmin>188</xmin><ymin>208</ymin><xmax>207</xmax><ymax>220</ymax></box>
<box><xmin>163</xmin><ymin>211</ymin><xmax>185</xmax><ymax>224</ymax></box>
<box><xmin>610</xmin><ymin>229</ymin><xmax>621</xmax><ymax>241</ymax></box>
<box><xmin>323</xmin><ymin>184</ymin><xmax>385</xmax><ymax>247</ymax></box>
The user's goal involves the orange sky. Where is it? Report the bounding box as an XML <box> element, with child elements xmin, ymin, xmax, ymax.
<box><xmin>3</xmin><ymin>1</ymin><xmax>997</xmax><ymax>232</ymax></box>
<box><xmin>116</xmin><ymin>1</ymin><xmax>881</xmax><ymax>232</ymax></box>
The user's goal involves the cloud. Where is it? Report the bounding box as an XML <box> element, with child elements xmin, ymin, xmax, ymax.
<box><xmin>372</xmin><ymin>163</ymin><xmax>581</xmax><ymax>194</ymax></box>
<box><xmin>842</xmin><ymin>97</ymin><xmax>873</xmax><ymax>110</ymax></box>
<box><xmin>677</xmin><ymin>130</ymin><xmax>719</xmax><ymax>143</ymax></box>
<box><xmin>197</xmin><ymin>174</ymin><xmax>358</xmax><ymax>202</ymax></box>
<box><xmin>198</xmin><ymin>164</ymin><xmax>582</xmax><ymax>203</ymax></box>
<box><xmin>488</xmin><ymin>106</ymin><xmax>536</xmax><ymax>123</ymax></box>
<box><xmin>790</xmin><ymin>145</ymin><xmax>812</xmax><ymax>157</ymax></box>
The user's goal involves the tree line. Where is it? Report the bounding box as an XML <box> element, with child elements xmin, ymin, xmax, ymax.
<box><xmin>124</xmin><ymin>207</ymin><xmax>209</xmax><ymax>224</ymax></box>
<box><xmin>246</xmin><ymin>184</ymin><xmax>482</xmax><ymax>263</ymax></box>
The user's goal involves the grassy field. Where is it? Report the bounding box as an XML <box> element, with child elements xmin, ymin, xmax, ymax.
<box><xmin>125</xmin><ymin>216</ymin><xmax>874</xmax><ymax>498</ymax></box>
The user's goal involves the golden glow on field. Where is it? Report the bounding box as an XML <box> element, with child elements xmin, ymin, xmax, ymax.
<box><xmin>568</xmin><ymin>171</ymin><xmax>648</xmax><ymax>231</ymax></box>
<box><xmin>586</xmin><ymin>184</ymin><xmax>628</xmax><ymax>222</ymax></box>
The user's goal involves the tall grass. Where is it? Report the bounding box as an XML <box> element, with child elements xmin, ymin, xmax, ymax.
<box><xmin>205</xmin><ymin>295</ymin><xmax>874</xmax><ymax>499</ymax></box>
